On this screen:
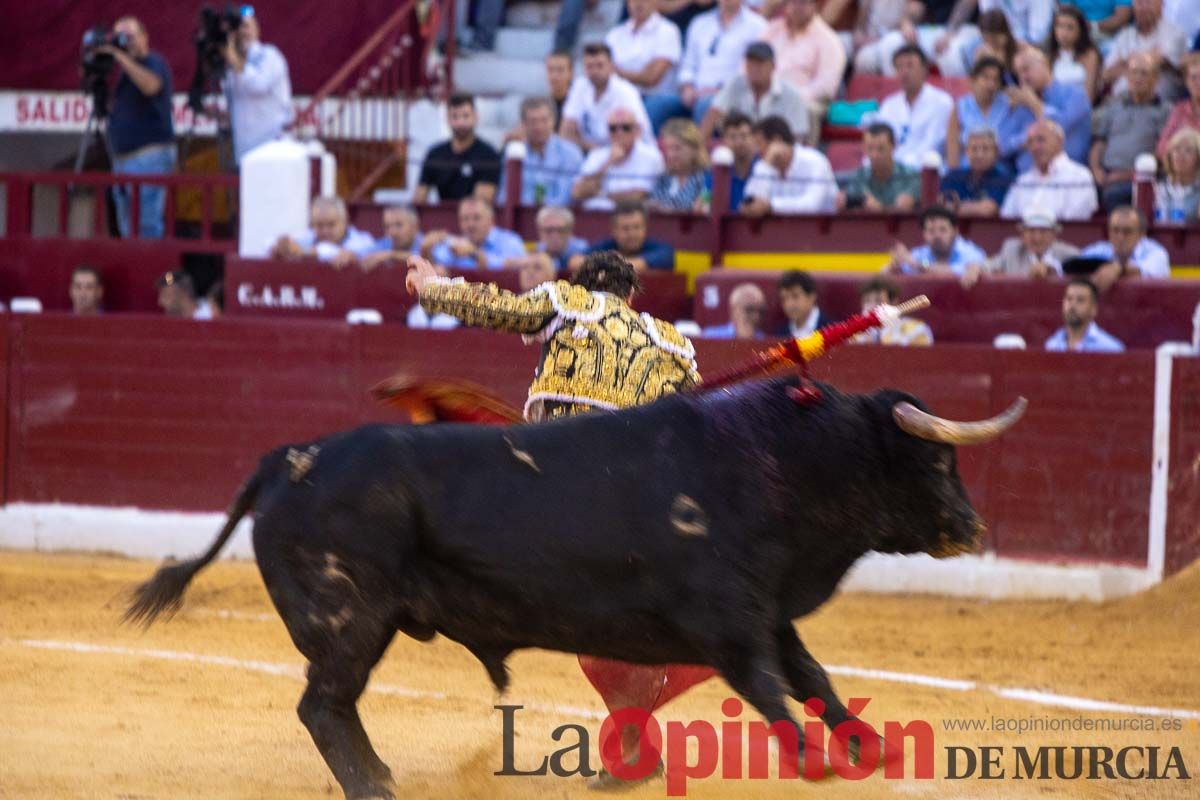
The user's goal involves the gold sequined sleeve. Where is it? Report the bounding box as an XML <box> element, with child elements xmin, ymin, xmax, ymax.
<box><xmin>419</xmin><ymin>278</ymin><xmax>557</xmax><ymax>335</ymax></box>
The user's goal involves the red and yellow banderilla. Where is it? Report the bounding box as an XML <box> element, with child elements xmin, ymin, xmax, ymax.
<box><xmin>699</xmin><ymin>295</ymin><xmax>932</xmax><ymax>393</ymax></box>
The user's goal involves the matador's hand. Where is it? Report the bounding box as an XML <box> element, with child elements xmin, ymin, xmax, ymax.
<box><xmin>405</xmin><ymin>255</ymin><xmax>439</xmax><ymax>296</ymax></box>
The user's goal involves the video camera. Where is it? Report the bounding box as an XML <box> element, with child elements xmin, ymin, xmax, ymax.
<box><xmin>188</xmin><ymin>4</ymin><xmax>244</xmax><ymax>114</ymax></box>
<box><xmin>79</xmin><ymin>26</ymin><xmax>130</xmax><ymax>117</ymax></box>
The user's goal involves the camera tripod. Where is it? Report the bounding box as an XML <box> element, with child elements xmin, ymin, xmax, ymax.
<box><xmin>73</xmin><ymin>106</ymin><xmax>114</xmax><ymax>174</ymax></box>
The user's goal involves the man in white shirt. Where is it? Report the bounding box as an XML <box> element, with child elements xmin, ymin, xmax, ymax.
<box><xmin>607</xmin><ymin>0</ymin><xmax>683</xmax><ymax>130</ymax></box>
<box><xmin>741</xmin><ymin>115</ymin><xmax>837</xmax><ymax>215</ymax></box>
<box><xmin>222</xmin><ymin>6</ymin><xmax>293</xmax><ymax>165</ymax></box>
<box><xmin>561</xmin><ymin>43</ymin><xmax>655</xmax><ymax>152</ymax></box>
<box><xmin>1081</xmin><ymin>205</ymin><xmax>1172</xmax><ymax>292</ymax></box>
<box><xmin>875</xmin><ymin>45</ymin><xmax>954</xmax><ymax>169</ymax></box>
<box><xmin>270</xmin><ymin>196</ymin><xmax>377</xmax><ymax>268</ymax></box>
<box><xmin>1001</xmin><ymin>119</ymin><xmax>1099</xmax><ymax>221</ymax></box>
<box><xmin>1102</xmin><ymin>0</ymin><xmax>1189</xmax><ymax>99</ymax></box>
<box><xmin>647</xmin><ymin>0</ymin><xmax>768</xmax><ymax>128</ymax></box>
<box><xmin>571</xmin><ymin>108</ymin><xmax>665</xmax><ymax>211</ymax></box>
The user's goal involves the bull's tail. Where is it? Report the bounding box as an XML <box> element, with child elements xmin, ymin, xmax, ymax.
<box><xmin>123</xmin><ymin>460</ymin><xmax>269</xmax><ymax>627</ymax></box>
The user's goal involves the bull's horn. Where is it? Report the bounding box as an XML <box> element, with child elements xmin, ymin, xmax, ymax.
<box><xmin>893</xmin><ymin>397</ymin><xmax>1028</xmax><ymax>446</ymax></box>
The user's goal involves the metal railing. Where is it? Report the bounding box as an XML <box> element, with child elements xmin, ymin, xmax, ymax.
<box><xmin>291</xmin><ymin>0</ymin><xmax>451</xmax><ymax>201</ymax></box>
<box><xmin>1</xmin><ymin>171</ymin><xmax>239</xmax><ymax>247</ymax></box>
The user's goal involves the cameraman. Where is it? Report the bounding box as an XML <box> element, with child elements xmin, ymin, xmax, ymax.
<box><xmin>100</xmin><ymin>16</ymin><xmax>175</xmax><ymax>239</ymax></box>
<box><xmin>222</xmin><ymin>5</ymin><xmax>293</xmax><ymax>165</ymax></box>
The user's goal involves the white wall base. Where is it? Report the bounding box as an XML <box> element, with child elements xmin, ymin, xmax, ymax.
<box><xmin>0</xmin><ymin>503</ymin><xmax>1158</xmax><ymax>601</ymax></box>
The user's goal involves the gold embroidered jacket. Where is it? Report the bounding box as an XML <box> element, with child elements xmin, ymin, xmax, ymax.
<box><xmin>420</xmin><ymin>278</ymin><xmax>701</xmax><ymax>420</ymax></box>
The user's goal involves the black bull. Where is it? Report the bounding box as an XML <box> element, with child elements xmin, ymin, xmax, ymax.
<box><xmin>127</xmin><ymin>377</ymin><xmax>1025</xmax><ymax>798</ymax></box>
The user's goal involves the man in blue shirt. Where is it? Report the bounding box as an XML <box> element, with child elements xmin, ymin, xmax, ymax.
<box><xmin>1045</xmin><ymin>278</ymin><xmax>1126</xmax><ymax>352</ymax></box>
<box><xmin>100</xmin><ymin>16</ymin><xmax>175</xmax><ymax>239</ymax></box>
<box><xmin>499</xmin><ymin>97</ymin><xmax>583</xmax><ymax>207</ymax></box>
<box><xmin>1010</xmin><ymin>48</ymin><xmax>1092</xmax><ymax>172</ymax></box>
<box><xmin>885</xmin><ymin>205</ymin><xmax>988</xmax><ymax>287</ymax></box>
<box><xmin>940</xmin><ymin>127</ymin><xmax>1014</xmax><ymax>217</ymax></box>
<box><xmin>570</xmin><ymin>202</ymin><xmax>676</xmax><ymax>272</ymax></box>
<box><xmin>424</xmin><ymin>197</ymin><xmax>526</xmax><ymax>270</ymax></box>
<box><xmin>715</xmin><ymin>111</ymin><xmax>759</xmax><ymax>211</ymax></box>
<box><xmin>362</xmin><ymin>206</ymin><xmax>423</xmax><ymax>270</ymax></box>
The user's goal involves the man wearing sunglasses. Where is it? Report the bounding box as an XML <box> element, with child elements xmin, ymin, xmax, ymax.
<box><xmin>571</xmin><ymin>108</ymin><xmax>665</xmax><ymax>211</ymax></box>
<box><xmin>222</xmin><ymin>5</ymin><xmax>293</xmax><ymax>165</ymax></box>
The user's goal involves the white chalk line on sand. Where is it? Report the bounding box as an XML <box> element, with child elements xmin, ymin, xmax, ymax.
<box><xmin>9</xmin><ymin>638</ymin><xmax>1200</xmax><ymax>723</ymax></box>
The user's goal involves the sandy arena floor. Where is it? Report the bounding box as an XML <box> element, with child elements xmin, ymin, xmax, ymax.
<box><xmin>1</xmin><ymin>550</ymin><xmax>1198</xmax><ymax>799</ymax></box>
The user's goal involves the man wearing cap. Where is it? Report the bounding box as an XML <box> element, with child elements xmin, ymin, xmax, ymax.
<box><xmin>985</xmin><ymin>208</ymin><xmax>1080</xmax><ymax>277</ymax></box>
<box><xmin>222</xmin><ymin>5</ymin><xmax>293</xmax><ymax>165</ymax></box>
<box><xmin>157</xmin><ymin>271</ymin><xmax>214</xmax><ymax>320</ymax></box>
<box><xmin>699</xmin><ymin>42</ymin><xmax>809</xmax><ymax>144</ymax></box>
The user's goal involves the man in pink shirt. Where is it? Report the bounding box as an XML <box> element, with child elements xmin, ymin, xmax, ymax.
<box><xmin>1156</xmin><ymin>55</ymin><xmax>1200</xmax><ymax>160</ymax></box>
<box><xmin>760</xmin><ymin>0</ymin><xmax>845</xmax><ymax>143</ymax></box>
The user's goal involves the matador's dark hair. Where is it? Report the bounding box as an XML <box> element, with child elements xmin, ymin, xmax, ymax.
<box><xmin>573</xmin><ymin>250</ymin><xmax>641</xmax><ymax>298</ymax></box>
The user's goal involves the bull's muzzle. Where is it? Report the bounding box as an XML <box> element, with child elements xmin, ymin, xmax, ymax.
<box><xmin>893</xmin><ymin>397</ymin><xmax>1027</xmax><ymax>446</ymax></box>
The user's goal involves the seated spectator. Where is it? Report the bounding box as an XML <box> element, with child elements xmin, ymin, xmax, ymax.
<box><xmin>702</xmin><ymin>282</ymin><xmax>768</xmax><ymax>339</ymax></box>
<box><xmin>946</xmin><ymin>56</ymin><xmax>1034</xmax><ymax>170</ymax></box>
<box><xmin>1009</xmin><ymin>48</ymin><xmax>1092</xmax><ymax>171</ymax></box>
<box><xmin>1081</xmin><ymin>205</ymin><xmax>1171</xmax><ymax>291</ymax></box>
<box><xmin>561</xmin><ymin>43</ymin><xmax>655</xmax><ymax>151</ymax></box>
<box><xmin>270</xmin><ymin>196</ymin><xmax>377</xmax><ymax>268</ymax></box>
<box><xmin>500</xmin><ymin>97</ymin><xmax>583</xmax><ymax>207</ymax></box>
<box><xmin>885</xmin><ymin>205</ymin><xmax>988</xmax><ymax>287</ymax></box>
<box><xmin>1045</xmin><ymin>278</ymin><xmax>1125</xmax><ymax>353</ymax></box>
<box><xmin>1103</xmin><ymin>0</ymin><xmax>1188</xmax><ymax>99</ymax></box>
<box><xmin>571</xmin><ymin>108</ymin><xmax>665</xmax><ymax>211</ymax></box>
<box><xmin>648</xmin><ymin>0</ymin><xmax>767</xmax><ymax>129</ymax></box>
<box><xmin>569</xmin><ymin>201</ymin><xmax>676</xmax><ymax>272</ymax></box>
<box><xmin>741</xmin><ymin>115</ymin><xmax>837</xmax><ymax>216</ymax></box>
<box><xmin>415</xmin><ymin>94</ymin><xmax>500</xmax><ymax>204</ymax></box>
<box><xmin>861</xmin><ymin>0</ymin><xmax>972</xmax><ymax>78</ymax></box>
<box><xmin>546</xmin><ymin>51</ymin><xmax>574</xmax><ymax>131</ymax></box>
<box><xmin>985</xmin><ymin>207</ymin><xmax>1080</xmax><ymax>277</ymax></box>
<box><xmin>777</xmin><ymin>270</ymin><xmax>834</xmax><ymax>337</ymax></box>
<box><xmin>606</xmin><ymin>0</ymin><xmax>683</xmax><ymax>108</ymax></box>
<box><xmin>1156</xmin><ymin>127</ymin><xmax>1200</xmax><ymax>221</ymax></box>
<box><xmin>70</xmin><ymin>266</ymin><xmax>104</xmax><ymax>315</ymax></box>
<box><xmin>1090</xmin><ymin>52</ymin><xmax>1172</xmax><ymax>209</ymax></box>
<box><xmin>700</xmin><ymin>42</ymin><xmax>809</xmax><ymax>144</ymax></box>
<box><xmin>422</xmin><ymin>197</ymin><xmax>526</xmax><ymax>270</ymax></box>
<box><xmin>504</xmin><ymin>206</ymin><xmax>588</xmax><ymax>272</ymax></box>
<box><xmin>965</xmin><ymin>9</ymin><xmax>1023</xmax><ymax>84</ymax></box>
<box><xmin>835</xmin><ymin>123</ymin><xmax>919</xmax><ymax>212</ymax></box>
<box><xmin>1060</xmin><ymin>1</ymin><xmax>1132</xmax><ymax>51</ymax></box>
<box><xmin>1156</xmin><ymin>54</ymin><xmax>1200</xmax><ymax>160</ymax></box>
<box><xmin>760</xmin><ymin>0</ymin><xmax>845</xmax><ymax>139</ymax></box>
<box><xmin>940</xmin><ymin>127</ymin><xmax>1014</xmax><ymax>217</ymax></box>
<box><xmin>1001</xmin><ymin>120</ymin><xmax>1099</xmax><ymax>221</ymax></box>
<box><xmin>843</xmin><ymin>0</ymin><xmax>915</xmax><ymax>76</ymax></box>
<box><xmin>362</xmin><ymin>206</ymin><xmax>422</xmax><ymax>271</ymax></box>
<box><xmin>852</xmin><ymin>277</ymin><xmax>933</xmax><ymax>346</ymax></box>
<box><xmin>1046</xmin><ymin>4</ymin><xmax>1103</xmax><ymax>103</ymax></box>
<box><xmin>156</xmin><ymin>270</ymin><xmax>213</xmax><ymax>320</ymax></box>
<box><xmin>649</xmin><ymin>118</ymin><xmax>710</xmax><ymax>211</ymax></box>
<box><xmin>875</xmin><ymin>45</ymin><xmax>955</xmax><ymax>169</ymax></box>
<box><xmin>711</xmin><ymin>111</ymin><xmax>760</xmax><ymax>211</ymax></box>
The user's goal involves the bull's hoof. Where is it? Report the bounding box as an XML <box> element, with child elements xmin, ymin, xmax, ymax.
<box><xmin>586</xmin><ymin>760</ymin><xmax>664</xmax><ymax>791</ymax></box>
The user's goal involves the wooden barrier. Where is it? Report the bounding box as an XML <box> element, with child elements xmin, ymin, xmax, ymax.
<box><xmin>2</xmin><ymin>314</ymin><xmax>1195</xmax><ymax>574</ymax></box>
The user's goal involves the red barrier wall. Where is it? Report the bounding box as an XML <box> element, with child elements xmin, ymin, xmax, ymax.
<box><xmin>2</xmin><ymin>314</ymin><xmax>1180</xmax><ymax>573</ymax></box>
<box><xmin>0</xmin><ymin>317</ymin><xmax>9</xmax><ymax>505</ymax></box>
<box><xmin>1166</xmin><ymin>357</ymin><xmax>1200</xmax><ymax>574</ymax></box>
<box><xmin>695</xmin><ymin>271</ymin><xmax>1200</xmax><ymax>350</ymax></box>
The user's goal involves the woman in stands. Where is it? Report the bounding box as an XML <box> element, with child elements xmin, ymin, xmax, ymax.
<box><xmin>1155</xmin><ymin>128</ymin><xmax>1200</xmax><ymax>223</ymax></box>
<box><xmin>972</xmin><ymin>10</ymin><xmax>1020</xmax><ymax>85</ymax></box>
<box><xmin>944</xmin><ymin>56</ymin><xmax>1032</xmax><ymax>170</ymax></box>
<box><xmin>647</xmin><ymin>118</ymin><xmax>710</xmax><ymax>212</ymax></box>
<box><xmin>1044</xmin><ymin>4</ymin><xmax>1101</xmax><ymax>104</ymax></box>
